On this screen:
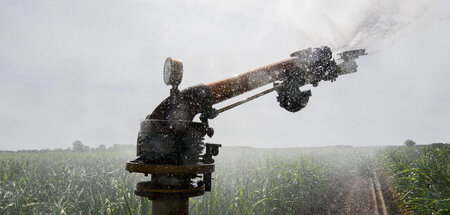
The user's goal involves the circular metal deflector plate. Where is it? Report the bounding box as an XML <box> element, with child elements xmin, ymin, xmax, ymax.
<box><xmin>136</xmin><ymin>181</ymin><xmax>205</xmax><ymax>199</ymax></box>
<box><xmin>126</xmin><ymin>161</ymin><xmax>215</xmax><ymax>174</ymax></box>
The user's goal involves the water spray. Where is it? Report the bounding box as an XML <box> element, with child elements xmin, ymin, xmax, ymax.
<box><xmin>126</xmin><ymin>46</ymin><xmax>366</xmax><ymax>215</ymax></box>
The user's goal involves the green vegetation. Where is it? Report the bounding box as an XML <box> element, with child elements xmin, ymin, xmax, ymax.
<box><xmin>0</xmin><ymin>150</ymin><xmax>144</xmax><ymax>214</ymax></box>
<box><xmin>378</xmin><ymin>144</ymin><xmax>449</xmax><ymax>214</ymax></box>
<box><xmin>190</xmin><ymin>147</ymin><xmax>375</xmax><ymax>214</ymax></box>
<box><xmin>1</xmin><ymin>144</ymin><xmax>448</xmax><ymax>214</ymax></box>
<box><xmin>0</xmin><ymin>147</ymin><xmax>375</xmax><ymax>214</ymax></box>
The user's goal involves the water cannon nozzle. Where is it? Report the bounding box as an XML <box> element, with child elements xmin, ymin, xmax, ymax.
<box><xmin>338</xmin><ymin>49</ymin><xmax>367</xmax><ymax>62</ymax></box>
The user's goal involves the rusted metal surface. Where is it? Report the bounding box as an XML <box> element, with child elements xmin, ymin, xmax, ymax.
<box><xmin>206</xmin><ymin>57</ymin><xmax>298</xmax><ymax>104</ymax></box>
<box><xmin>152</xmin><ymin>199</ymin><xmax>189</xmax><ymax>215</ymax></box>
<box><xmin>136</xmin><ymin>120</ymin><xmax>207</xmax><ymax>165</ymax></box>
<box><xmin>147</xmin><ymin>85</ymin><xmax>214</xmax><ymax>121</ymax></box>
<box><xmin>126</xmin><ymin>162</ymin><xmax>215</xmax><ymax>174</ymax></box>
<box><xmin>131</xmin><ymin>118</ymin><xmax>220</xmax><ymax>214</ymax></box>
<box><xmin>136</xmin><ymin>181</ymin><xmax>205</xmax><ymax>199</ymax></box>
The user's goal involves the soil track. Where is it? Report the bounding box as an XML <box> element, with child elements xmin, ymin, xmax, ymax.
<box><xmin>333</xmin><ymin>172</ymin><xmax>403</xmax><ymax>215</ymax></box>
<box><xmin>315</xmin><ymin>167</ymin><xmax>404</xmax><ymax>215</ymax></box>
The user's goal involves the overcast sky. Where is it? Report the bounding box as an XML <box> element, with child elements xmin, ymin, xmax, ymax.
<box><xmin>1</xmin><ymin>0</ymin><xmax>449</xmax><ymax>150</ymax></box>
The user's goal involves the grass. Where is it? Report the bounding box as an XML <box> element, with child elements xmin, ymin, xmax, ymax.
<box><xmin>3</xmin><ymin>145</ymin><xmax>447</xmax><ymax>214</ymax></box>
<box><xmin>0</xmin><ymin>146</ymin><xmax>377</xmax><ymax>214</ymax></box>
<box><xmin>0</xmin><ymin>150</ymin><xmax>147</xmax><ymax>215</ymax></box>
<box><xmin>378</xmin><ymin>144</ymin><xmax>449</xmax><ymax>214</ymax></box>
<box><xmin>190</xmin><ymin>147</ymin><xmax>377</xmax><ymax>214</ymax></box>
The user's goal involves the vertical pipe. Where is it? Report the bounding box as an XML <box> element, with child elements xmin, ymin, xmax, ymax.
<box><xmin>204</xmin><ymin>173</ymin><xmax>212</xmax><ymax>191</ymax></box>
<box><xmin>152</xmin><ymin>199</ymin><xmax>189</xmax><ymax>215</ymax></box>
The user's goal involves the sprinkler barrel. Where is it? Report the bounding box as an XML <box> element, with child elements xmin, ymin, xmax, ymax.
<box><xmin>126</xmin><ymin>46</ymin><xmax>365</xmax><ymax>215</ymax></box>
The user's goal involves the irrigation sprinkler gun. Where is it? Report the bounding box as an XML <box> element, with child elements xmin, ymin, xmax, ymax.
<box><xmin>126</xmin><ymin>46</ymin><xmax>366</xmax><ymax>215</ymax></box>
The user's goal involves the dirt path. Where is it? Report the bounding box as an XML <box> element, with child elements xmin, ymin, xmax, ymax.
<box><xmin>336</xmin><ymin>172</ymin><xmax>402</xmax><ymax>215</ymax></box>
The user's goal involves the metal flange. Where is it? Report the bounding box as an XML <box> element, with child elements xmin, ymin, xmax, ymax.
<box><xmin>126</xmin><ymin>161</ymin><xmax>215</xmax><ymax>174</ymax></box>
<box><xmin>135</xmin><ymin>181</ymin><xmax>205</xmax><ymax>199</ymax></box>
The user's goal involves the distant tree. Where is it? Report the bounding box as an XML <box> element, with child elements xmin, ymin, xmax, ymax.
<box><xmin>404</xmin><ymin>139</ymin><xmax>416</xmax><ymax>146</ymax></box>
<box><xmin>72</xmin><ymin>140</ymin><xmax>83</xmax><ymax>151</ymax></box>
<box><xmin>431</xmin><ymin>142</ymin><xmax>444</xmax><ymax>146</ymax></box>
<box><xmin>72</xmin><ymin>140</ymin><xmax>90</xmax><ymax>151</ymax></box>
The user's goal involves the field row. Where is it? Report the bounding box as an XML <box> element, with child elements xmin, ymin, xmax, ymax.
<box><xmin>1</xmin><ymin>145</ymin><xmax>448</xmax><ymax>214</ymax></box>
<box><xmin>377</xmin><ymin>144</ymin><xmax>449</xmax><ymax>214</ymax></box>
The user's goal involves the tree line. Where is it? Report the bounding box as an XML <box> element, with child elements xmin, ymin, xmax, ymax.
<box><xmin>4</xmin><ymin>140</ymin><xmax>135</xmax><ymax>153</ymax></box>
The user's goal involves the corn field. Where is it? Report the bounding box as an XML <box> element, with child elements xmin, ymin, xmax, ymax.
<box><xmin>378</xmin><ymin>144</ymin><xmax>449</xmax><ymax>214</ymax></box>
<box><xmin>0</xmin><ymin>145</ymin><xmax>448</xmax><ymax>214</ymax></box>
